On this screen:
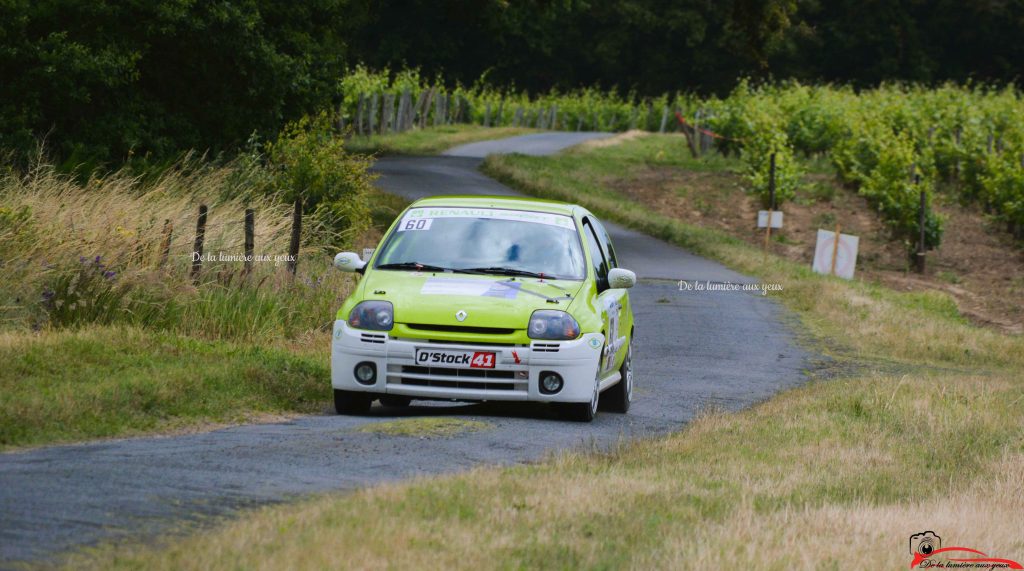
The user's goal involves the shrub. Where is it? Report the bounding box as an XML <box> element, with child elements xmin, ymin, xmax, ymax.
<box><xmin>859</xmin><ymin>134</ymin><xmax>943</xmax><ymax>253</ymax></box>
<box><xmin>741</xmin><ymin>129</ymin><xmax>804</xmax><ymax>209</ymax></box>
<box><xmin>265</xmin><ymin>112</ymin><xmax>374</xmax><ymax>245</ymax></box>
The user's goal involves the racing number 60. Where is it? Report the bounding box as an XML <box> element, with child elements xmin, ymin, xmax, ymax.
<box><xmin>403</xmin><ymin>219</ymin><xmax>432</xmax><ymax>231</ymax></box>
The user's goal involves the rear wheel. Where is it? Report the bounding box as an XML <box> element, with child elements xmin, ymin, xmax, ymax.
<box><xmin>601</xmin><ymin>340</ymin><xmax>632</xmax><ymax>413</ymax></box>
<box><xmin>334</xmin><ymin>389</ymin><xmax>372</xmax><ymax>415</ymax></box>
<box><xmin>379</xmin><ymin>395</ymin><xmax>412</xmax><ymax>408</ymax></box>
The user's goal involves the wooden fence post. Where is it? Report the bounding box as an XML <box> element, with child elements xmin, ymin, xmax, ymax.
<box><xmin>496</xmin><ymin>99</ymin><xmax>505</xmax><ymax>127</ymax></box>
<box><xmin>693</xmin><ymin>110</ymin><xmax>702</xmax><ymax>157</ymax></box>
<box><xmin>830</xmin><ymin>223</ymin><xmax>841</xmax><ymax>275</ymax></box>
<box><xmin>550</xmin><ymin>105</ymin><xmax>558</xmax><ymax>130</ymax></box>
<box><xmin>763</xmin><ymin>153</ymin><xmax>777</xmax><ymax>253</ymax></box>
<box><xmin>513</xmin><ymin>106</ymin><xmax>523</xmax><ymax>127</ymax></box>
<box><xmin>368</xmin><ymin>93</ymin><xmax>378</xmax><ymax>134</ymax></box>
<box><xmin>356</xmin><ymin>94</ymin><xmax>365</xmax><ymax>136</ymax></box>
<box><xmin>401</xmin><ymin>89</ymin><xmax>413</xmax><ymax>131</ymax></box>
<box><xmin>484</xmin><ymin>102</ymin><xmax>491</xmax><ymax>127</ymax></box>
<box><xmin>420</xmin><ymin>88</ymin><xmax>434</xmax><ymax>128</ymax></box>
<box><xmin>434</xmin><ymin>91</ymin><xmax>444</xmax><ymax>127</ymax></box>
<box><xmin>681</xmin><ymin>113</ymin><xmax>699</xmax><ymax>158</ymax></box>
<box><xmin>288</xmin><ymin>199</ymin><xmax>301</xmax><ymax>276</ymax></box>
<box><xmin>158</xmin><ymin>219</ymin><xmax>173</xmax><ymax>268</ymax></box>
<box><xmin>244</xmin><ymin>208</ymin><xmax>254</xmax><ymax>276</ymax></box>
<box><xmin>191</xmin><ymin>205</ymin><xmax>207</xmax><ymax>283</ymax></box>
<box><xmin>915</xmin><ymin>174</ymin><xmax>926</xmax><ymax>274</ymax></box>
<box><xmin>413</xmin><ymin>90</ymin><xmax>427</xmax><ymax>128</ymax></box>
<box><xmin>659</xmin><ymin>106</ymin><xmax>669</xmax><ymax>133</ymax></box>
<box><xmin>382</xmin><ymin>93</ymin><xmax>394</xmax><ymax>134</ymax></box>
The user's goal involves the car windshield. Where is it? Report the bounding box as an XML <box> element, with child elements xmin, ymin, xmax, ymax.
<box><xmin>374</xmin><ymin>207</ymin><xmax>586</xmax><ymax>280</ymax></box>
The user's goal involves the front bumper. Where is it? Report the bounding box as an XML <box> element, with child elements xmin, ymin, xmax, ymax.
<box><xmin>331</xmin><ymin>321</ymin><xmax>603</xmax><ymax>403</ymax></box>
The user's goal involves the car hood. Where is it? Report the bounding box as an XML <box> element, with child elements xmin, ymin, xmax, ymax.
<box><xmin>362</xmin><ymin>271</ymin><xmax>584</xmax><ymax>330</ymax></box>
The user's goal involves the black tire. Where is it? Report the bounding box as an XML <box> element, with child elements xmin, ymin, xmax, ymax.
<box><xmin>334</xmin><ymin>389</ymin><xmax>372</xmax><ymax>415</ymax></box>
<box><xmin>379</xmin><ymin>395</ymin><xmax>412</xmax><ymax>408</ymax></box>
<box><xmin>601</xmin><ymin>340</ymin><xmax>633</xmax><ymax>413</ymax></box>
<box><xmin>557</xmin><ymin>374</ymin><xmax>599</xmax><ymax>422</ymax></box>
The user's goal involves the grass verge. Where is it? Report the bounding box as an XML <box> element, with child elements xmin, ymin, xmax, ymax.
<box><xmin>345</xmin><ymin>125</ymin><xmax>535</xmax><ymax>155</ymax></box>
<box><xmin>67</xmin><ymin>371</ymin><xmax>1024</xmax><ymax>569</ymax></box>
<box><xmin>0</xmin><ymin>156</ymin><xmax>392</xmax><ymax>449</ymax></box>
<box><xmin>0</xmin><ymin>326</ymin><xmax>328</xmax><ymax>450</ymax></box>
<box><xmin>58</xmin><ymin>133</ymin><xmax>1024</xmax><ymax>568</ymax></box>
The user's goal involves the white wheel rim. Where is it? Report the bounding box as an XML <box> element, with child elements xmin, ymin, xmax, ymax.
<box><xmin>591</xmin><ymin>379</ymin><xmax>599</xmax><ymax>415</ymax></box>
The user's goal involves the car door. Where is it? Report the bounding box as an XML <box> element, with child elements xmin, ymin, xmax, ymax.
<box><xmin>582</xmin><ymin>216</ymin><xmax>630</xmax><ymax>376</ymax></box>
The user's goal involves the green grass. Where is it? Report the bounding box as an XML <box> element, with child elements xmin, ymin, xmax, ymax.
<box><xmin>345</xmin><ymin>124</ymin><xmax>537</xmax><ymax>155</ymax></box>
<box><xmin>0</xmin><ymin>326</ymin><xmax>329</xmax><ymax>449</ymax></box>
<box><xmin>49</xmin><ymin>132</ymin><xmax>1024</xmax><ymax>569</ymax></box>
<box><xmin>482</xmin><ymin>134</ymin><xmax>1023</xmax><ymax>369</ymax></box>
<box><xmin>356</xmin><ymin>418</ymin><xmax>493</xmax><ymax>438</ymax></box>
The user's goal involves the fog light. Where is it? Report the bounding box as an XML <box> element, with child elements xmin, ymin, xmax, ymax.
<box><xmin>354</xmin><ymin>362</ymin><xmax>376</xmax><ymax>385</ymax></box>
<box><xmin>539</xmin><ymin>372</ymin><xmax>563</xmax><ymax>394</ymax></box>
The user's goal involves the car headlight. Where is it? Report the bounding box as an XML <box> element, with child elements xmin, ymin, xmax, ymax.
<box><xmin>348</xmin><ymin>301</ymin><xmax>394</xmax><ymax>331</ymax></box>
<box><xmin>528</xmin><ymin>310</ymin><xmax>581</xmax><ymax>340</ymax></box>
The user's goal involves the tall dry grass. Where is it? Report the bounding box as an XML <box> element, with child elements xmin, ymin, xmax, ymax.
<box><xmin>0</xmin><ymin>160</ymin><xmax>358</xmax><ymax>341</ymax></box>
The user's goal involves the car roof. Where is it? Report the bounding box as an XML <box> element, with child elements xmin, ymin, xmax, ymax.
<box><xmin>409</xmin><ymin>195</ymin><xmax>584</xmax><ymax>217</ymax></box>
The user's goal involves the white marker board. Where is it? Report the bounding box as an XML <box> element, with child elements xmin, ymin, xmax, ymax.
<box><xmin>757</xmin><ymin>211</ymin><xmax>783</xmax><ymax>229</ymax></box>
<box><xmin>812</xmin><ymin>229</ymin><xmax>859</xmax><ymax>280</ymax></box>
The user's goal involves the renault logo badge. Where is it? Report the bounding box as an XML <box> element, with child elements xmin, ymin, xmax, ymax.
<box><xmin>455</xmin><ymin>310</ymin><xmax>467</xmax><ymax>322</ymax></box>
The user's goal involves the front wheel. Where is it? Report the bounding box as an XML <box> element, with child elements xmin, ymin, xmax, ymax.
<box><xmin>558</xmin><ymin>374</ymin><xmax>599</xmax><ymax>422</ymax></box>
<box><xmin>334</xmin><ymin>389</ymin><xmax>372</xmax><ymax>415</ymax></box>
<box><xmin>601</xmin><ymin>340</ymin><xmax>632</xmax><ymax>413</ymax></box>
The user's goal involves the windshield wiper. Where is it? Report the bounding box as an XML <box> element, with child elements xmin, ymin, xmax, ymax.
<box><xmin>459</xmin><ymin>266</ymin><xmax>550</xmax><ymax>279</ymax></box>
<box><xmin>376</xmin><ymin>262</ymin><xmax>453</xmax><ymax>272</ymax></box>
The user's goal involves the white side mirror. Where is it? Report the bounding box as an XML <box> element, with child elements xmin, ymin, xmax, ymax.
<box><xmin>334</xmin><ymin>252</ymin><xmax>366</xmax><ymax>272</ymax></box>
<box><xmin>607</xmin><ymin>268</ymin><xmax>636</xmax><ymax>289</ymax></box>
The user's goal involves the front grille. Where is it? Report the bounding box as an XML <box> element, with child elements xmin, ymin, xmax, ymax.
<box><xmin>388</xmin><ymin>364</ymin><xmax>526</xmax><ymax>393</ymax></box>
<box><xmin>405</xmin><ymin>323</ymin><xmax>516</xmax><ymax>335</ymax></box>
<box><xmin>402</xmin><ymin>365</ymin><xmax>514</xmax><ymax>379</ymax></box>
<box><xmin>398</xmin><ymin>378</ymin><xmax>516</xmax><ymax>391</ymax></box>
<box><xmin>360</xmin><ymin>333</ymin><xmax>386</xmax><ymax>344</ymax></box>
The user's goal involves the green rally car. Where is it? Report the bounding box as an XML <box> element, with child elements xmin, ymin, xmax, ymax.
<box><xmin>331</xmin><ymin>195</ymin><xmax>636</xmax><ymax>422</ymax></box>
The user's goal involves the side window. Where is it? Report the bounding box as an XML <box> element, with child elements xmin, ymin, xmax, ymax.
<box><xmin>589</xmin><ymin>218</ymin><xmax>617</xmax><ymax>269</ymax></box>
<box><xmin>583</xmin><ymin>218</ymin><xmax>609</xmax><ymax>288</ymax></box>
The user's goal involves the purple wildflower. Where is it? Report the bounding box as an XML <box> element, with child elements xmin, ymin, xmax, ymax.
<box><xmin>103</xmin><ymin>270</ymin><xmax>117</xmax><ymax>280</ymax></box>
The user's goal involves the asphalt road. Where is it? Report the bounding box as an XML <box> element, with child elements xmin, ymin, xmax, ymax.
<box><xmin>0</xmin><ymin>133</ymin><xmax>816</xmax><ymax>566</ymax></box>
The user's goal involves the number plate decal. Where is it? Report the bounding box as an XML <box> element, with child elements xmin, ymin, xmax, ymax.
<box><xmin>398</xmin><ymin>218</ymin><xmax>433</xmax><ymax>231</ymax></box>
<box><xmin>415</xmin><ymin>349</ymin><xmax>496</xmax><ymax>369</ymax></box>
